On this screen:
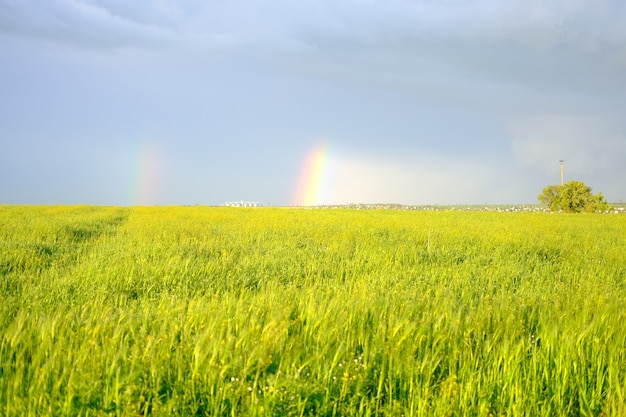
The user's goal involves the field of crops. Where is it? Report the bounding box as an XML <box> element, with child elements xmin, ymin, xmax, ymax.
<box><xmin>1</xmin><ymin>205</ymin><xmax>625</xmax><ymax>416</ymax></box>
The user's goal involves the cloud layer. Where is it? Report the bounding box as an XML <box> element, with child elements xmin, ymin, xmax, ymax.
<box><xmin>1</xmin><ymin>0</ymin><xmax>625</xmax><ymax>204</ymax></box>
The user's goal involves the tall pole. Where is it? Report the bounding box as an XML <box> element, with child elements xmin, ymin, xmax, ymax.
<box><xmin>559</xmin><ymin>160</ymin><xmax>564</xmax><ymax>186</ymax></box>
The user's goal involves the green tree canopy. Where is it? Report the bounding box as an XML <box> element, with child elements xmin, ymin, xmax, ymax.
<box><xmin>538</xmin><ymin>180</ymin><xmax>611</xmax><ymax>213</ymax></box>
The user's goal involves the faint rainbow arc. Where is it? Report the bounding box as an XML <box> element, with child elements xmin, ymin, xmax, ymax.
<box><xmin>132</xmin><ymin>141</ymin><xmax>164</xmax><ymax>206</ymax></box>
<box><xmin>293</xmin><ymin>144</ymin><xmax>333</xmax><ymax>206</ymax></box>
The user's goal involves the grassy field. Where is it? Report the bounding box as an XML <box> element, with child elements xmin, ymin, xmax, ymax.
<box><xmin>1</xmin><ymin>205</ymin><xmax>625</xmax><ymax>416</ymax></box>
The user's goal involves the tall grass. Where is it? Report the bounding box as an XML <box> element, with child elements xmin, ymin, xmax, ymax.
<box><xmin>1</xmin><ymin>206</ymin><xmax>625</xmax><ymax>415</ymax></box>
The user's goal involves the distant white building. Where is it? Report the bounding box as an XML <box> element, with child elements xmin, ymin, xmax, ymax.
<box><xmin>225</xmin><ymin>201</ymin><xmax>261</xmax><ymax>207</ymax></box>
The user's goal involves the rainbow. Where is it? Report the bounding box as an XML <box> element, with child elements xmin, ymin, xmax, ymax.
<box><xmin>132</xmin><ymin>141</ymin><xmax>164</xmax><ymax>206</ymax></box>
<box><xmin>293</xmin><ymin>144</ymin><xmax>333</xmax><ymax>206</ymax></box>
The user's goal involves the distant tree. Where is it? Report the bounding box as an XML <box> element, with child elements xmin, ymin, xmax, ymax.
<box><xmin>593</xmin><ymin>192</ymin><xmax>610</xmax><ymax>211</ymax></box>
<box><xmin>537</xmin><ymin>185</ymin><xmax>562</xmax><ymax>211</ymax></box>
<box><xmin>538</xmin><ymin>180</ymin><xmax>612</xmax><ymax>213</ymax></box>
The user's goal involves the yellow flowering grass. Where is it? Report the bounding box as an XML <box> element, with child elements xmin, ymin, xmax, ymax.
<box><xmin>1</xmin><ymin>206</ymin><xmax>625</xmax><ymax>416</ymax></box>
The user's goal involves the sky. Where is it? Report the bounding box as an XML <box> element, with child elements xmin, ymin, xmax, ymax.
<box><xmin>1</xmin><ymin>0</ymin><xmax>625</xmax><ymax>206</ymax></box>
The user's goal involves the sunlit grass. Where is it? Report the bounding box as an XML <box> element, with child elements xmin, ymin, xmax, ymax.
<box><xmin>1</xmin><ymin>206</ymin><xmax>625</xmax><ymax>415</ymax></box>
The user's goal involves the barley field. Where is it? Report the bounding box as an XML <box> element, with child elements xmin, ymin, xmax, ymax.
<box><xmin>1</xmin><ymin>205</ymin><xmax>625</xmax><ymax>416</ymax></box>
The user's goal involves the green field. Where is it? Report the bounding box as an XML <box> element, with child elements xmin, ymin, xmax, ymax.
<box><xmin>1</xmin><ymin>206</ymin><xmax>625</xmax><ymax>416</ymax></box>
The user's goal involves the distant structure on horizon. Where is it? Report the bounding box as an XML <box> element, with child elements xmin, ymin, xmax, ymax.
<box><xmin>559</xmin><ymin>160</ymin><xmax>565</xmax><ymax>185</ymax></box>
<box><xmin>225</xmin><ymin>201</ymin><xmax>261</xmax><ymax>207</ymax></box>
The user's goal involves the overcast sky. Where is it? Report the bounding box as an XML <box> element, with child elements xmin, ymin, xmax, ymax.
<box><xmin>2</xmin><ymin>0</ymin><xmax>625</xmax><ymax>206</ymax></box>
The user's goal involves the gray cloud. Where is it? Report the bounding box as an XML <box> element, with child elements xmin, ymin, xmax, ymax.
<box><xmin>510</xmin><ymin>114</ymin><xmax>626</xmax><ymax>178</ymax></box>
<box><xmin>286</xmin><ymin>1</ymin><xmax>626</xmax><ymax>97</ymax></box>
<box><xmin>4</xmin><ymin>1</ymin><xmax>625</xmax><ymax>51</ymax></box>
<box><xmin>0</xmin><ymin>0</ymin><xmax>177</xmax><ymax>49</ymax></box>
<box><xmin>2</xmin><ymin>0</ymin><xmax>625</xmax><ymax>205</ymax></box>
<box><xmin>3</xmin><ymin>0</ymin><xmax>625</xmax><ymax>98</ymax></box>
